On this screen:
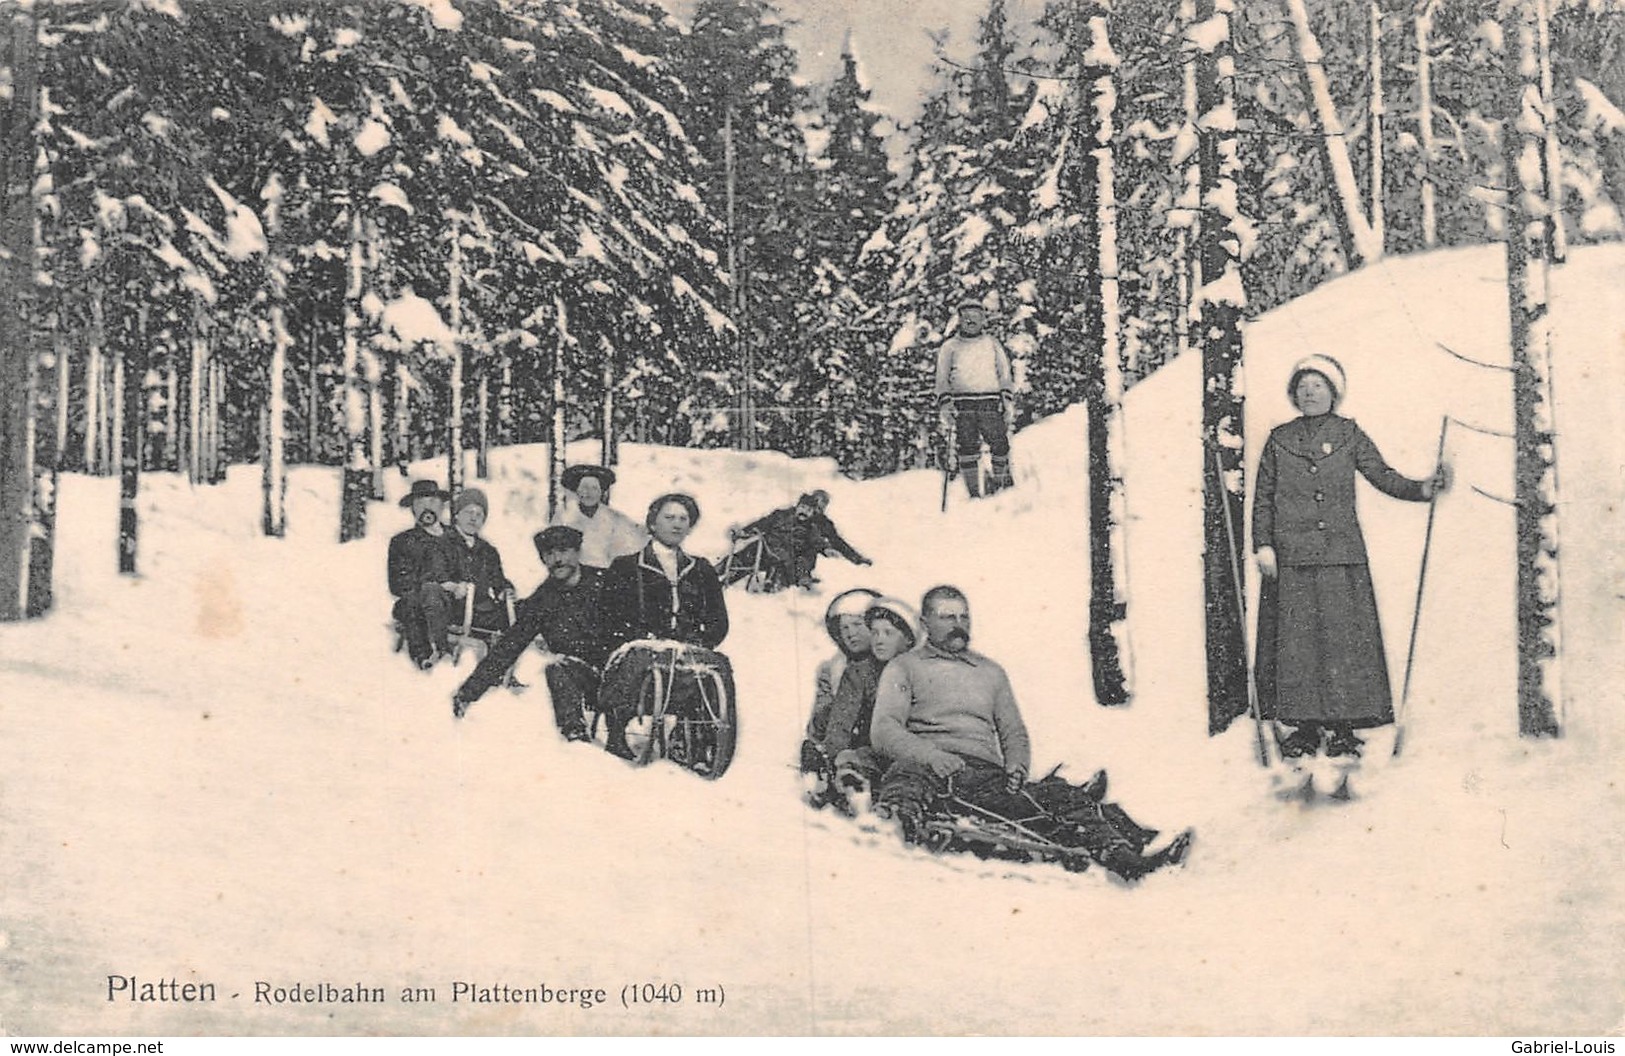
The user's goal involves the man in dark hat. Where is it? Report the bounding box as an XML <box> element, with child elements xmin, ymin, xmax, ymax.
<box><xmin>388</xmin><ymin>480</ymin><xmax>456</xmax><ymax>669</ymax></box>
<box><xmin>550</xmin><ymin>463</ymin><xmax>646</xmax><ymax>570</ymax></box>
<box><xmin>452</xmin><ymin>525</ymin><xmax>608</xmax><ymax>740</ymax></box>
<box><xmin>726</xmin><ymin>489</ymin><xmax>871</xmax><ymax>591</ymax></box>
<box><xmin>936</xmin><ymin>296</ymin><xmax>1016</xmax><ymax>497</ymax></box>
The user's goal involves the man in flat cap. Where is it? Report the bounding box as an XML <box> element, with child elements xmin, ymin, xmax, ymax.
<box><xmin>726</xmin><ymin>489</ymin><xmax>871</xmax><ymax>592</ymax></box>
<box><xmin>550</xmin><ymin>463</ymin><xmax>646</xmax><ymax>570</ymax></box>
<box><xmin>388</xmin><ymin>479</ymin><xmax>456</xmax><ymax>669</ymax></box>
<box><xmin>452</xmin><ymin>525</ymin><xmax>608</xmax><ymax>741</ymax></box>
<box><xmin>936</xmin><ymin>296</ymin><xmax>1017</xmax><ymax>498</ymax></box>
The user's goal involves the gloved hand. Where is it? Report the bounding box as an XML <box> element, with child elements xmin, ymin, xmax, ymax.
<box><xmin>938</xmin><ymin>402</ymin><xmax>956</xmax><ymax>433</ymax></box>
<box><xmin>1002</xmin><ymin>395</ymin><xmax>1016</xmax><ymax>431</ymax></box>
<box><xmin>1255</xmin><ymin>546</ymin><xmax>1278</xmax><ymax>579</ymax></box>
<box><xmin>927</xmin><ymin>752</ymin><xmax>966</xmax><ymax>779</ymax></box>
<box><xmin>1005</xmin><ymin>766</ymin><xmax>1027</xmax><ymax>793</ymax></box>
<box><xmin>1425</xmin><ymin>463</ymin><xmax>1453</xmax><ymax>499</ymax></box>
<box><xmin>855</xmin><ymin>555</ymin><xmax>874</xmax><ymax>567</ymax></box>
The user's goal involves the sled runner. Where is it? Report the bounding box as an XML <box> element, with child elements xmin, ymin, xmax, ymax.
<box><xmin>587</xmin><ymin>642</ymin><xmax>738</xmax><ymax>779</ymax></box>
<box><xmin>390</xmin><ymin>591</ymin><xmax>518</xmax><ymax>667</ymax></box>
<box><xmin>716</xmin><ymin>532</ymin><xmax>786</xmax><ymax>594</ymax></box>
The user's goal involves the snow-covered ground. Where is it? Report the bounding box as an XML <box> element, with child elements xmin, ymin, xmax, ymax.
<box><xmin>1</xmin><ymin>246</ymin><xmax>1621</xmax><ymax>1036</ymax></box>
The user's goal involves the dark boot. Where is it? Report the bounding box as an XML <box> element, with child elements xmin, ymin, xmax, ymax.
<box><xmin>958</xmin><ymin>456</ymin><xmax>982</xmax><ymax>498</ymax></box>
<box><xmin>989</xmin><ymin>454</ymin><xmax>1013</xmax><ymax>493</ymax></box>
<box><xmin>1324</xmin><ymin>725</ymin><xmax>1364</xmax><ymax>758</ymax></box>
<box><xmin>1277</xmin><ymin>723</ymin><xmax>1323</xmax><ymax>759</ymax></box>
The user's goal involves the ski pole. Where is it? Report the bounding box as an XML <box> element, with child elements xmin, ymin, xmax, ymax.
<box><xmin>1212</xmin><ymin>444</ymin><xmax>1272</xmax><ymax>768</ymax></box>
<box><xmin>940</xmin><ymin>408</ymin><xmax>957</xmax><ymax>513</ymax></box>
<box><xmin>1392</xmin><ymin>415</ymin><xmax>1450</xmax><ymax>759</ymax></box>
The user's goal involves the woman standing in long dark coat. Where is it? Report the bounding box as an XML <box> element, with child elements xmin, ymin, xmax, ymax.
<box><xmin>1253</xmin><ymin>355</ymin><xmax>1449</xmax><ymax>759</ymax></box>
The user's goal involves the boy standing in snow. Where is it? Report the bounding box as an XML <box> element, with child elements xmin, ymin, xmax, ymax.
<box><xmin>936</xmin><ymin>298</ymin><xmax>1016</xmax><ymax>497</ymax></box>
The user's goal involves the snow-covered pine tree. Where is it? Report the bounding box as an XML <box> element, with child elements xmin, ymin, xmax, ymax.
<box><xmin>1504</xmin><ymin>0</ymin><xmax>1564</xmax><ymax>738</ymax></box>
<box><xmin>677</xmin><ymin>0</ymin><xmax>819</xmax><ymax>453</ymax></box>
<box><xmin>803</xmin><ymin>35</ymin><xmax>898</xmax><ymax>475</ymax></box>
<box><xmin>1193</xmin><ymin>0</ymin><xmax>1253</xmax><ymax>734</ymax></box>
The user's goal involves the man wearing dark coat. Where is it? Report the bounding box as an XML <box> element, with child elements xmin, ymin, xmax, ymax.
<box><xmin>596</xmin><ymin>493</ymin><xmax>733</xmax><ymax>760</ymax></box>
<box><xmin>1253</xmin><ymin>354</ymin><xmax>1450</xmax><ymax>759</ymax></box>
<box><xmin>388</xmin><ymin>479</ymin><xmax>457</xmax><ymax>669</ymax></box>
<box><xmin>440</xmin><ymin>487</ymin><xmax>516</xmax><ymax>637</ymax></box>
<box><xmin>728</xmin><ymin>490</ymin><xmax>871</xmax><ymax>590</ymax></box>
<box><xmin>452</xmin><ymin>526</ymin><xmax>607</xmax><ymax>740</ymax></box>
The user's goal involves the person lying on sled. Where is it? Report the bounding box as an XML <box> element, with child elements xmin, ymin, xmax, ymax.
<box><xmin>870</xmin><ymin>585</ymin><xmax>1193</xmax><ymax>881</ymax></box>
<box><xmin>726</xmin><ymin>490</ymin><xmax>871</xmax><ymax>591</ymax></box>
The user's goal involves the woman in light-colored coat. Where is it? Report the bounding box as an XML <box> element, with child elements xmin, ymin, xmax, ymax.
<box><xmin>1253</xmin><ymin>354</ymin><xmax>1448</xmax><ymax>759</ymax></box>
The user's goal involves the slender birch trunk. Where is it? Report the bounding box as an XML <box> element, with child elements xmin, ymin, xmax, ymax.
<box><xmin>549</xmin><ymin>296</ymin><xmax>567</xmax><ymax>520</ymax></box>
<box><xmin>1196</xmin><ymin>0</ymin><xmax>1251</xmax><ymax>734</ymax></box>
<box><xmin>338</xmin><ymin>205</ymin><xmax>370</xmax><ymax>542</ymax></box>
<box><xmin>446</xmin><ymin>216</ymin><xmax>465</xmax><ymax>498</ymax></box>
<box><xmin>1075</xmin><ymin>0</ymin><xmax>1133</xmax><ymax>706</ymax></box>
<box><xmin>0</xmin><ymin>3</ymin><xmax>39</xmax><ymax>617</ymax></box>
<box><xmin>1505</xmin><ymin>0</ymin><xmax>1563</xmax><ymax>737</ymax></box>
<box><xmin>1416</xmin><ymin>0</ymin><xmax>1439</xmax><ymax>248</ymax></box>
<box><xmin>1369</xmin><ymin>0</ymin><xmax>1385</xmax><ymax>254</ymax></box>
<box><xmin>1283</xmin><ymin>0</ymin><xmax>1382</xmax><ymax>267</ymax></box>
<box><xmin>600</xmin><ymin>339</ymin><xmax>617</xmax><ymax>467</ymax></box>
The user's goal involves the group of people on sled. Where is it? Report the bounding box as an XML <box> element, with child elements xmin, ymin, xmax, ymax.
<box><xmin>387</xmin><ymin>465</ymin><xmax>733</xmax><ymax>760</ymax></box>
<box><xmin>799</xmin><ymin>584</ymin><xmax>1195</xmax><ymax>881</ymax></box>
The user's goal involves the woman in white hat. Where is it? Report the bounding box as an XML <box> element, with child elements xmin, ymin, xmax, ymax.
<box><xmin>801</xmin><ymin>588</ymin><xmax>882</xmax><ymax>775</ymax></box>
<box><xmin>818</xmin><ymin>597</ymin><xmax>920</xmax><ymax>799</ymax></box>
<box><xmin>1253</xmin><ymin>354</ymin><xmax>1450</xmax><ymax>760</ymax></box>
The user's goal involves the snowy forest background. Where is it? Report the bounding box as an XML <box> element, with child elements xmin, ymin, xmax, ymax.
<box><xmin>1</xmin><ymin>0</ymin><xmax>1620</xmax><ymax>512</ymax></box>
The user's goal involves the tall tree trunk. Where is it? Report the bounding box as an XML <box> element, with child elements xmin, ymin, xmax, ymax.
<box><xmin>1195</xmin><ymin>0</ymin><xmax>1251</xmax><ymax>734</ymax></box>
<box><xmin>1283</xmin><ymin>0</ymin><xmax>1382</xmax><ymax>268</ymax></box>
<box><xmin>1416</xmin><ymin>0</ymin><xmax>1439</xmax><ymax>248</ymax></box>
<box><xmin>0</xmin><ymin>3</ymin><xmax>39</xmax><ymax>618</ymax></box>
<box><xmin>163</xmin><ymin>351</ymin><xmax>179</xmax><ymax>471</ymax></box>
<box><xmin>85</xmin><ymin>292</ymin><xmax>105</xmax><ymax>473</ymax></box>
<box><xmin>1174</xmin><ymin>0</ymin><xmax>1200</xmax><ymax>365</ymax></box>
<box><xmin>306</xmin><ymin>301</ymin><xmax>320</xmax><ymax>463</ymax></box>
<box><xmin>1534</xmin><ymin>0</ymin><xmax>1565</xmax><ymax>263</ymax></box>
<box><xmin>188</xmin><ymin>296</ymin><xmax>204</xmax><ymax>484</ymax></box>
<box><xmin>724</xmin><ymin>105</ymin><xmax>751</xmax><ymax>452</ymax></box>
<box><xmin>395</xmin><ymin>359</ymin><xmax>411</xmax><ymax>478</ymax></box>
<box><xmin>367</xmin><ymin>347</ymin><xmax>384</xmax><ymax>499</ymax></box>
<box><xmin>1505</xmin><ymin>0</ymin><xmax>1563</xmax><ymax>737</ymax></box>
<box><xmin>1369</xmin><ymin>0</ymin><xmax>1385</xmax><ymax>254</ymax></box>
<box><xmin>338</xmin><ymin>206</ymin><xmax>370</xmax><ymax>542</ymax></box>
<box><xmin>600</xmin><ymin>338</ymin><xmax>617</xmax><ymax>467</ymax></box>
<box><xmin>263</xmin><ymin>274</ymin><xmax>289</xmax><ymax>535</ymax></box>
<box><xmin>119</xmin><ymin>300</ymin><xmax>148</xmax><ymax>575</ymax></box>
<box><xmin>446</xmin><ymin>216</ymin><xmax>465</xmax><ymax>498</ymax></box>
<box><xmin>30</xmin><ymin>307</ymin><xmax>63</xmax><ymax>616</ymax></box>
<box><xmin>1075</xmin><ymin>0</ymin><xmax>1132</xmax><ymax>706</ymax></box>
<box><xmin>498</xmin><ymin>352</ymin><xmax>513</xmax><ymax>452</ymax></box>
<box><xmin>209</xmin><ymin>353</ymin><xmax>226</xmax><ymax>484</ymax></box>
<box><xmin>549</xmin><ymin>296</ymin><xmax>568</xmax><ymax>520</ymax></box>
<box><xmin>476</xmin><ymin>358</ymin><xmax>490</xmax><ymax>480</ymax></box>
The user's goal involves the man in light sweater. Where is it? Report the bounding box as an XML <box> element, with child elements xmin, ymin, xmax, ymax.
<box><xmin>870</xmin><ymin>585</ymin><xmax>1193</xmax><ymax>879</ymax></box>
<box><xmin>935</xmin><ymin>298</ymin><xmax>1015</xmax><ymax>497</ymax></box>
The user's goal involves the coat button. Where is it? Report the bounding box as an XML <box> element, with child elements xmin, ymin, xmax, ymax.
<box><xmin>1316</xmin><ymin>520</ymin><xmax>1327</xmax><ymax>530</ymax></box>
<box><xmin>1308</xmin><ymin>464</ymin><xmax>1319</xmax><ymax>474</ymax></box>
<box><xmin>1314</xmin><ymin>491</ymin><xmax>1325</xmax><ymax>502</ymax></box>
